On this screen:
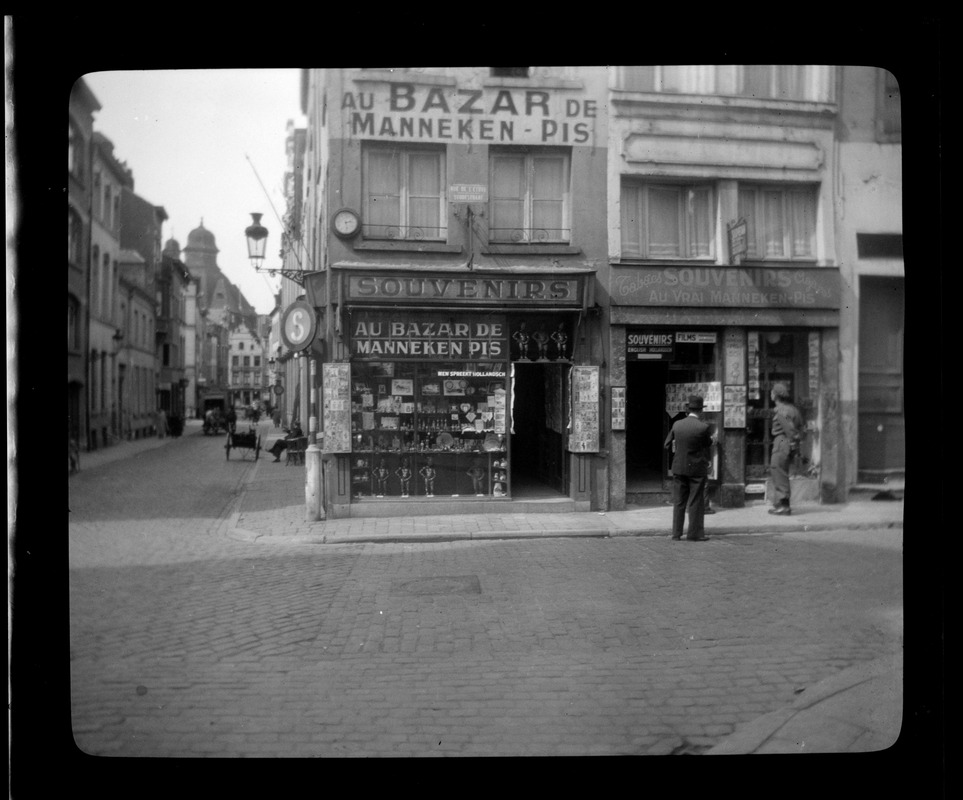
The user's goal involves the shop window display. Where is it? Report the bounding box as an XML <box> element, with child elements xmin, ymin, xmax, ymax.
<box><xmin>350</xmin><ymin>361</ymin><xmax>509</xmax><ymax>499</ymax></box>
<box><xmin>745</xmin><ymin>331</ymin><xmax>817</xmax><ymax>480</ymax></box>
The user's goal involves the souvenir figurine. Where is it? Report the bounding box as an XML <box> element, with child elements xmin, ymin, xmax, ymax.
<box><xmin>467</xmin><ymin>459</ymin><xmax>486</xmax><ymax>496</ymax></box>
<box><xmin>512</xmin><ymin>323</ymin><xmax>532</xmax><ymax>360</ymax></box>
<box><xmin>419</xmin><ymin>458</ymin><xmax>437</xmax><ymax>497</ymax></box>
<box><xmin>396</xmin><ymin>458</ymin><xmax>412</xmax><ymax>498</ymax></box>
<box><xmin>551</xmin><ymin>323</ymin><xmax>569</xmax><ymax>360</ymax></box>
<box><xmin>374</xmin><ymin>459</ymin><xmax>390</xmax><ymax>497</ymax></box>
<box><xmin>532</xmin><ymin>326</ymin><xmax>550</xmax><ymax>360</ymax></box>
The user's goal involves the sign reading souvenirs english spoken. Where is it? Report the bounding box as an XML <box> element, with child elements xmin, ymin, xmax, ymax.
<box><xmin>341</xmin><ymin>81</ymin><xmax>599</xmax><ymax>146</ymax></box>
<box><xmin>627</xmin><ymin>330</ymin><xmax>675</xmax><ymax>360</ymax></box>
<box><xmin>611</xmin><ymin>266</ymin><xmax>841</xmax><ymax>309</ymax></box>
<box><xmin>343</xmin><ymin>271</ymin><xmax>587</xmax><ymax>308</ymax></box>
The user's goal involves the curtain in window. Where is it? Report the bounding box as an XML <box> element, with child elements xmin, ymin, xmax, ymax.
<box><xmin>762</xmin><ymin>190</ymin><xmax>785</xmax><ymax>258</ymax></box>
<box><xmin>688</xmin><ymin>187</ymin><xmax>712</xmax><ymax>257</ymax></box>
<box><xmin>620</xmin><ymin>184</ymin><xmax>642</xmax><ymax>256</ymax></box>
<box><xmin>491</xmin><ymin>155</ymin><xmax>526</xmax><ymax>237</ymax></box>
<box><xmin>366</xmin><ymin>150</ymin><xmax>401</xmax><ymax>232</ymax></box>
<box><xmin>788</xmin><ymin>191</ymin><xmax>814</xmax><ymax>257</ymax></box>
<box><xmin>407</xmin><ymin>152</ymin><xmax>442</xmax><ymax>234</ymax></box>
<box><xmin>647</xmin><ymin>186</ymin><xmax>682</xmax><ymax>257</ymax></box>
<box><xmin>532</xmin><ymin>156</ymin><xmax>565</xmax><ymax>237</ymax></box>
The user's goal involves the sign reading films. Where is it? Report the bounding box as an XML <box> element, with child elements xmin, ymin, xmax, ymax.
<box><xmin>341</xmin><ymin>81</ymin><xmax>599</xmax><ymax>146</ymax></box>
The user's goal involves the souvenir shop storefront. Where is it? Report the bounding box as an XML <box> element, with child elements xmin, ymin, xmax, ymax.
<box><xmin>318</xmin><ymin>266</ymin><xmax>600</xmax><ymax>519</ymax></box>
<box><xmin>608</xmin><ymin>264</ymin><xmax>844</xmax><ymax>509</ymax></box>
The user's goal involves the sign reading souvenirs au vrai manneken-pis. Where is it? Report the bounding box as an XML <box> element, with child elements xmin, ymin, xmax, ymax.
<box><xmin>611</xmin><ymin>266</ymin><xmax>841</xmax><ymax>309</ymax></box>
<box><xmin>341</xmin><ymin>81</ymin><xmax>599</xmax><ymax>146</ymax></box>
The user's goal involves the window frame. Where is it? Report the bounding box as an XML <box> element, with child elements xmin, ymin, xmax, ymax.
<box><xmin>738</xmin><ymin>184</ymin><xmax>817</xmax><ymax>261</ymax></box>
<box><xmin>361</xmin><ymin>144</ymin><xmax>448</xmax><ymax>242</ymax></box>
<box><xmin>488</xmin><ymin>146</ymin><xmax>572</xmax><ymax>244</ymax></box>
<box><xmin>620</xmin><ymin>181</ymin><xmax>715</xmax><ymax>260</ymax></box>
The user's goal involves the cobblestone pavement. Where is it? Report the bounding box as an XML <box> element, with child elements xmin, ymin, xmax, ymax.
<box><xmin>66</xmin><ymin>432</ymin><xmax>903</xmax><ymax>757</ymax></box>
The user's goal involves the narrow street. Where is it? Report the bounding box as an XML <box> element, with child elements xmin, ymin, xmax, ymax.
<box><xmin>64</xmin><ymin>426</ymin><xmax>903</xmax><ymax>757</ymax></box>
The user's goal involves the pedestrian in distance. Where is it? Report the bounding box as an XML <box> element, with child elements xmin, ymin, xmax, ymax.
<box><xmin>225</xmin><ymin>406</ymin><xmax>237</xmax><ymax>434</ymax></box>
<box><xmin>768</xmin><ymin>382</ymin><xmax>804</xmax><ymax>516</ymax></box>
<box><xmin>663</xmin><ymin>394</ymin><xmax>713</xmax><ymax>541</ymax></box>
<box><xmin>272</xmin><ymin>407</ymin><xmax>282</xmax><ymax>429</ymax></box>
<box><xmin>267</xmin><ymin>423</ymin><xmax>304</xmax><ymax>462</ymax></box>
<box><xmin>156</xmin><ymin>408</ymin><xmax>168</xmax><ymax>439</ymax></box>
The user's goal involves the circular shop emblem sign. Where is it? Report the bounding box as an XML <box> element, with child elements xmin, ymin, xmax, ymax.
<box><xmin>273</xmin><ymin>384</ymin><xmax>285</xmax><ymax>396</ymax></box>
<box><xmin>280</xmin><ymin>300</ymin><xmax>317</xmax><ymax>352</ymax></box>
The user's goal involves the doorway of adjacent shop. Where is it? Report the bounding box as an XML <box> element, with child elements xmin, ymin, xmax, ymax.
<box><xmin>510</xmin><ymin>362</ymin><xmax>568</xmax><ymax>498</ymax></box>
<box><xmin>626</xmin><ymin>361</ymin><xmax>670</xmax><ymax>504</ymax></box>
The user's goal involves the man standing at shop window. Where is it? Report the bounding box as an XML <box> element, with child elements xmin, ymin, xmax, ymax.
<box><xmin>768</xmin><ymin>382</ymin><xmax>804</xmax><ymax>516</ymax></box>
<box><xmin>664</xmin><ymin>395</ymin><xmax>713</xmax><ymax>541</ymax></box>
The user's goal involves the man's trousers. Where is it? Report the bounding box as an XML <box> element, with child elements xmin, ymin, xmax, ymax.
<box><xmin>671</xmin><ymin>473</ymin><xmax>707</xmax><ymax>539</ymax></box>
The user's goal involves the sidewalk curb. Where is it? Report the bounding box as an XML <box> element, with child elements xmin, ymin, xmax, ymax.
<box><xmin>225</xmin><ymin>519</ymin><xmax>902</xmax><ymax>547</ymax></box>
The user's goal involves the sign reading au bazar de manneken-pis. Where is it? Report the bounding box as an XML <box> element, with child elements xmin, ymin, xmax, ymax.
<box><xmin>340</xmin><ymin>81</ymin><xmax>599</xmax><ymax>147</ymax></box>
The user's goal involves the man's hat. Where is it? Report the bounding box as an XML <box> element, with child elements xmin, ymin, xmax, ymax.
<box><xmin>687</xmin><ymin>395</ymin><xmax>704</xmax><ymax>411</ymax></box>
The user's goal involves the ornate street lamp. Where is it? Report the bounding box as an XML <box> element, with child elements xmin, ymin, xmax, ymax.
<box><xmin>244</xmin><ymin>212</ymin><xmax>269</xmax><ymax>271</ymax></box>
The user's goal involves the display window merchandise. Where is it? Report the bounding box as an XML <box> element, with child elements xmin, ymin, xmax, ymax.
<box><xmin>349</xmin><ymin>360</ymin><xmax>510</xmax><ymax>499</ymax></box>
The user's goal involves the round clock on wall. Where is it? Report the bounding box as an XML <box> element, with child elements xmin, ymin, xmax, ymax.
<box><xmin>332</xmin><ymin>208</ymin><xmax>361</xmax><ymax>239</ymax></box>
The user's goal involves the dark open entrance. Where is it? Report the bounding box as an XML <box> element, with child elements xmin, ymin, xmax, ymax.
<box><xmin>510</xmin><ymin>362</ymin><xmax>567</xmax><ymax>498</ymax></box>
<box><xmin>626</xmin><ymin>361</ymin><xmax>670</xmax><ymax>500</ymax></box>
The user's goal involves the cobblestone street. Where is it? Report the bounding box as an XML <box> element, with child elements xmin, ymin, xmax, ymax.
<box><xmin>65</xmin><ymin>434</ymin><xmax>903</xmax><ymax>757</ymax></box>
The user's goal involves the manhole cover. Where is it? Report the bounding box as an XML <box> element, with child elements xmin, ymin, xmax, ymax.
<box><xmin>392</xmin><ymin>575</ymin><xmax>482</xmax><ymax>596</ymax></box>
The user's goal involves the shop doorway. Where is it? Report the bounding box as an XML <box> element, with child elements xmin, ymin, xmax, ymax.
<box><xmin>626</xmin><ymin>361</ymin><xmax>670</xmax><ymax>498</ymax></box>
<box><xmin>510</xmin><ymin>362</ymin><xmax>567</xmax><ymax>498</ymax></box>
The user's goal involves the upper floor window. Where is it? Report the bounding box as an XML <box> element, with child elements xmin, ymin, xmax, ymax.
<box><xmin>877</xmin><ymin>69</ymin><xmax>901</xmax><ymax>140</ymax></box>
<box><xmin>491</xmin><ymin>68</ymin><xmax>530</xmax><ymax>78</ymax></box>
<box><xmin>489</xmin><ymin>147</ymin><xmax>570</xmax><ymax>244</ymax></box>
<box><xmin>621</xmin><ymin>182</ymin><xmax>713</xmax><ymax>259</ymax></box>
<box><xmin>68</xmin><ymin>208</ymin><xmax>83</xmax><ymax>266</ymax></box>
<box><xmin>68</xmin><ymin>294</ymin><xmax>81</xmax><ymax>350</ymax></box>
<box><xmin>362</xmin><ymin>144</ymin><xmax>447</xmax><ymax>241</ymax></box>
<box><xmin>738</xmin><ymin>184</ymin><xmax>817</xmax><ymax>261</ymax></box>
<box><xmin>68</xmin><ymin>122</ymin><xmax>83</xmax><ymax>181</ymax></box>
<box><xmin>617</xmin><ymin>65</ymin><xmax>829</xmax><ymax>102</ymax></box>
<box><xmin>232</xmin><ymin>355</ymin><xmax>239</xmax><ymax>367</ymax></box>
<box><xmin>243</xmin><ymin>356</ymin><xmax>251</xmax><ymax>367</ymax></box>
<box><xmin>103</xmin><ymin>183</ymin><xmax>113</xmax><ymax>228</ymax></box>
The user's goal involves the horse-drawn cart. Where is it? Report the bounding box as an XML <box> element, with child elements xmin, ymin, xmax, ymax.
<box><xmin>225</xmin><ymin>427</ymin><xmax>261</xmax><ymax>460</ymax></box>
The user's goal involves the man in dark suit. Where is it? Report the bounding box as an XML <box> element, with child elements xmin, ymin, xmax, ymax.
<box><xmin>664</xmin><ymin>394</ymin><xmax>713</xmax><ymax>541</ymax></box>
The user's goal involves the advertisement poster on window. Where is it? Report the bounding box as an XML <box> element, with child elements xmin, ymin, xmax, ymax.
<box><xmin>569</xmin><ymin>366</ymin><xmax>600</xmax><ymax>453</ymax></box>
<box><xmin>322</xmin><ymin>363</ymin><xmax>352</xmax><ymax>453</ymax></box>
<box><xmin>665</xmin><ymin>382</ymin><xmax>722</xmax><ymax>414</ymax></box>
<box><xmin>611</xmin><ymin>387</ymin><xmax>626</xmax><ymax>431</ymax></box>
<box><xmin>723</xmin><ymin>385</ymin><xmax>747</xmax><ymax>428</ymax></box>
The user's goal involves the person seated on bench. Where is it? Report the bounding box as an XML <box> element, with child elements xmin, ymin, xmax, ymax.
<box><xmin>267</xmin><ymin>423</ymin><xmax>304</xmax><ymax>462</ymax></box>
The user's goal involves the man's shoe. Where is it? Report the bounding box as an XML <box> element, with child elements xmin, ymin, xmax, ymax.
<box><xmin>687</xmin><ymin>535</ymin><xmax>711</xmax><ymax>541</ymax></box>
<box><xmin>670</xmin><ymin>535</ymin><xmax>682</xmax><ymax>541</ymax></box>
<box><xmin>704</xmin><ymin>507</ymin><xmax>716</xmax><ymax>514</ymax></box>
<box><xmin>768</xmin><ymin>506</ymin><xmax>791</xmax><ymax>516</ymax></box>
